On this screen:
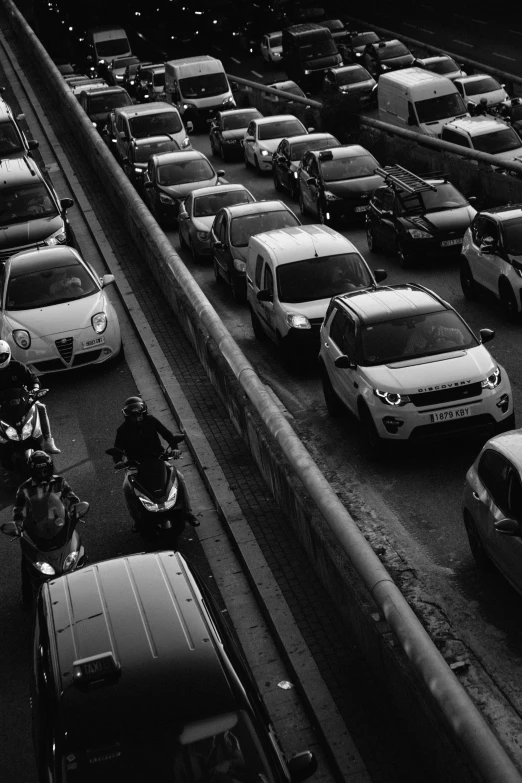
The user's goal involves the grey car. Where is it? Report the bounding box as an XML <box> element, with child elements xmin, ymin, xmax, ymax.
<box><xmin>463</xmin><ymin>430</ymin><xmax>522</xmax><ymax>595</ymax></box>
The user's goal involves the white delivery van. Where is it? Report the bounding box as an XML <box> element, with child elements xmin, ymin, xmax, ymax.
<box><xmin>86</xmin><ymin>26</ymin><xmax>132</xmax><ymax>67</ymax></box>
<box><xmin>378</xmin><ymin>67</ymin><xmax>469</xmax><ymax>137</ymax></box>
<box><xmin>165</xmin><ymin>56</ymin><xmax>235</xmax><ymax>128</ymax></box>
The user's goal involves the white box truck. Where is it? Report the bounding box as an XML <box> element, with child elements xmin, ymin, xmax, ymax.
<box><xmin>378</xmin><ymin>67</ymin><xmax>469</xmax><ymax>137</ymax></box>
<box><xmin>165</xmin><ymin>56</ymin><xmax>235</xmax><ymax>129</ymax></box>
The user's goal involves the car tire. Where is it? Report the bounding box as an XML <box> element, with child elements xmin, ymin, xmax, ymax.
<box><xmin>21</xmin><ymin>560</ymin><xmax>32</xmax><ymax>609</ymax></box>
<box><xmin>299</xmin><ymin>189</ymin><xmax>308</xmax><ymax>216</ymax></box>
<box><xmin>213</xmin><ymin>257</ymin><xmax>222</xmax><ymax>284</ymax></box>
<box><xmin>254</xmin><ymin>155</ymin><xmax>262</xmax><ymax>174</ymax></box>
<box><xmin>317</xmin><ymin>200</ymin><xmax>328</xmax><ymax>225</ymax></box>
<box><xmin>321</xmin><ymin>366</ymin><xmax>345</xmax><ymax>416</ymax></box>
<box><xmin>460</xmin><ymin>258</ymin><xmax>478</xmax><ymax>300</ymax></box>
<box><xmin>231</xmin><ymin>275</ymin><xmax>246</xmax><ymax>303</ymax></box>
<box><xmin>397</xmin><ymin>239</ymin><xmax>413</xmax><ymax>269</ymax></box>
<box><xmin>499</xmin><ymin>280</ymin><xmax>520</xmax><ymax>321</ymax></box>
<box><xmin>189</xmin><ymin>238</ymin><xmax>200</xmax><ymax>263</ymax></box>
<box><xmin>250</xmin><ymin>307</ymin><xmax>266</xmax><ymax>340</ymax></box>
<box><xmin>244</xmin><ymin>148</ymin><xmax>251</xmax><ymax>169</ymax></box>
<box><xmin>464</xmin><ymin>513</ymin><xmax>492</xmax><ymax>570</ymax></box>
<box><xmin>273</xmin><ymin>166</ymin><xmax>283</xmax><ymax>192</ymax></box>
<box><xmin>366</xmin><ymin>221</ymin><xmax>377</xmax><ymax>252</ymax></box>
<box><xmin>359</xmin><ymin>403</ymin><xmax>386</xmax><ymax>460</ymax></box>
<box><xmin>179</xmin><ymin>227</ymin><xmax>187</xmax><ymax>249</ymax></box>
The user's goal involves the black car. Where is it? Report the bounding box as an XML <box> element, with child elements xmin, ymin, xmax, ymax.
<box><xmin>340</xmin><ymin>30</ymin><xmax>380</xmax><ymax>63</ymax></box>
<box><xmin>209</xmin><ymin>108</ymin><xmax>263</xmax><ymax>162</ymax></box>
<box><xmin>272</xmin><ymin>131</ymin><xmax>340</xmax><ymax>199</ymax></box>
<box><xmin>366</xmin><ymin>165</ymin><xmax>477</xmax><ymax>267</ymax></box>
<box><xmin>297</xmin><ymin>145</ymin><xmax>383</xmax><ymax>225</ymax></box>
<box><xmin>31</xmin><ymin>551</ymin><xmax>318</xmax><ymax>783</ymax></box>
<box><xmin>322</xmin><ymin>65</ymin><xmax>376</xmax><ymax>105</ymax></box>
<box><xmin>361</xmin><ymin>38</ymin><xmax>415</xmax><ymax>78</ymax></box>
<box><xmin>122</xmin><ymin>61</ymin><xmax>143</xmax><ymax>99</ymax></box>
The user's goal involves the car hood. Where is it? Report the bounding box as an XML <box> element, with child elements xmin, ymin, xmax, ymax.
<box><xmin>192</xmin><ymin>215</ymin><xmax>215</xmax><ymax>232</ymax></box>
<box><xmin>222</xmin><ymin>129</ymin><xmax>247</xmax><ymax>141</ymax></box>
<box><xmin>160</xmin><ymin>178</ymin><xmax>218</xmax><ymax>199</ymax></box>
<box><xmin>90</xmin><ymin>111</ymin><xmax>112</xmax><ymax>125</ymax></box>
<box><xmin>326</xmin><ymin>174</ymin><xmax>383</xmax><ymax>197</ymax></box>
<box><xmin>404</xmin><ymin>206</ymin><xmax>476</xmax><ymax>233</ymax></box>
<box><xmin>258</xmin><ymin>138</ymin><xmax>283</xmax><ymax>154</ymax></box>
<box><xmin>383</xmin><ymin>55</ymin><xmax>415</xmax><ymax>68</ymax></box>
<box><xmin>0</xmin><ymin>215</ymin><xmax>63</xmax><ymax>249</ymax></box>
<box><xmin>5</xmin><ymin>291</ymin><xmax>106</xmax><ymax>337</ymax></box>
<box><xmin>283</xmin><ymin>296</ymin><xmax>334</xmax><ymax>319</ymax></box>
<box><xmin>467</xmin><ymin>88</ymin><xmax>509</xmax><ymax>106</ymax></box>
<box><xmin>304</xmin><ymin>54</ymin><xmax>343</xmax><ymax>71</ymax></box>
<box><xmin>362</xmin><ymin>345</ymin><xmax>494</xmax><ymax>393</ymax></box>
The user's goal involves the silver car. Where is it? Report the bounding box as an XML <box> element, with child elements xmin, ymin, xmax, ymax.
<box><xmin>178</xmin><ymin>184</ymin><xmax>255</xmax><ymax>261</ymax></box>
<box><xmin>462</xmin><ymin>429</ymin><xmax>522</xmax><ymax>594</ymax></box>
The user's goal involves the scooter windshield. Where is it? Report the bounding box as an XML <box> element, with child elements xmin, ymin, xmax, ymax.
<box><xmin>135</xmin><ymin>458</ymin><xmax>168</xmax><ymax>496</ymax></box>
<box><xmin>25</xmin><ymin>492</ymin><xmax>67</xmax><ymax>546</ymax></box>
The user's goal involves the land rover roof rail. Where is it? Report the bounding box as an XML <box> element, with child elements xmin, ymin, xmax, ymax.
<box><xmin>375</xmin><ymin>165</ymin><xmax>437</xmax><ymax>193</ymax></box>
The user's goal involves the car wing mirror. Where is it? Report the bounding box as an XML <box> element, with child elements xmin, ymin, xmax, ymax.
<box><xmin>479</xmin><ymin>328</ymin><xmax>495</xmax><ymax>344</ymax></box>
<box><xmin>178</xmin><ymin>209</ymin><xmax>188</xmax><ymax>219</ymax></box>
<box><xmin>213</xmin><ymin>240</ymin><xmax>223</xmax><ymax>250</ymax></box>
<box><xmin>257</xmin><ymin>289</ymin><xmax>272</xmax><ymax>302</ymax></box>
<box><xmin>144</xmin><ymin>181</ymin><xmax>154</xmax><ymax>189</ymax></box>
<box><xmin>1</xmin><ymin>522</ymin><xmax>19</xmax><ymax>537</ymax></box>
<box><xmin>74</xmin><ymin>501</ymin><xmax>90</xmax><ymax>519</ymax></box>
<box><xmin>468</xmin><ymin>195</ymin><xmax>477</xmax><ymax>204</ymax></box>
<box><xmin>287</xmin><ymin>750</ymin><xmax>318</xmax><ymax>783</ymax></box>
<box><xmin>101</xmin><ymin>274</ymin><xmax>115</xmax><ymax>287</ymax></box>
<box><xmin>373</xmin><ymin>269</ymin><xmax>387</xmax><ymax>283</ymax></box>
<box><xmin>306</xmin><ymin>176</ymin><xmax>316</xmax><ymax>185</ymax></box>
<box><xmin>495</xmin><ymin>518</ymin><xmax>522</xmax><ymax>536</ymax></box>
<box><xmin>244</xmin><ymin>135</ymin><xmax>254</xmax><ymax>143</ymax></box>
<box><xmin>480</xmin><ymin>237</ymin><xmax>495</xmax><ymax>253</ymax></box>
<box><xmin>60</xmin><ymin>197</ymin><xmax>74</xmax><ymax>210</ymax></box>
<box><xmin>334</xmin><ymin>354</ymin><xmax>356</xmax><ymax>369</ymax></box>
<box><xmin>217</xmin><ymin>169</ymin><xmax>225</xmax><ymax>177</ymax></box>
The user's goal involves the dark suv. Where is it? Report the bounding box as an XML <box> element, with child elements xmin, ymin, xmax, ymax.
<box><xmin>0</xmin><ymin>157</ymin><xmax>74</xmax><ymax>262</ymax></box>
<box><xmin>32</xmin><ymin>550</ymin><xmax>318</xmax><ymax>782</ymax></box>
<box><xmin>361</xmin><ymin>39</ymin><xmax>414</xmax><ymax>78</ymax></box>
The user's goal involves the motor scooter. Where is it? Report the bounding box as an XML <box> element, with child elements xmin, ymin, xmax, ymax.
<box><xmin>0</xmin><ymin>387</ymin><xmax>49</xmax><ymax>478</ymax></box>
<box><xmin>1</xmin><ymin>497</ymin><xmax>90</xmax><ymax>606</ymax></box>
<box><xmin>106</xmin><ymin>435</ymin><xmax>188</xmax><ymax>548</ymax></box>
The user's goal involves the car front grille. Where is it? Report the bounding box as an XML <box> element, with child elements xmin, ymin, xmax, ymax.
<box><xmin>409</xmin><ymin>382</ymin><xmax>482</xmax><ymax>408</ymax></box>
<box><xmin>32</xmin><ymin>349</ymin><xmax>103</xmax><ymax>373</ymax></box>
<box><xmin>55</xmin><ymin>337</ymin><xmax>73</xmax><ymax>363</ymax></box>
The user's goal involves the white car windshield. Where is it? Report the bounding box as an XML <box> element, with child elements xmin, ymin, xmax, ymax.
<box><xmin>7</xmin><ymin>262</ymin><xmax>97</xmax><ymax>310</ymax></box>
<box><xmin>0</xmin><ymin>183</ymin><xmax>57</xmax><ymax>226</ymax></box>
<box><xmin>158</xmin><ymin>159</ymin><xmax>214</xmax><ymax>185</ymax></box>
<box><xmin>464</xmin><ymin>77</ymin><xmax>501</xmax><ymax>96</ymax></box>
<box><xmin>230</xmin><ymin>211</ymin><xmax>299</xmax><ymax>246</ymax></box>
<box><xmin>360</xmin><ymin>310</ymin><xmax>477</xmax><ymax>366</ymax></box>
<box><xmin>258</xmin><ymin>120</ymin><xmax>305</xmax><ymax>140</ymax></box>
<box><xmin>277</xmin><ymin>252</ymin><xmax>372</xmax><ymax>303</ymax></box>
<box><xmin>473</xmin><ymin>128</ymin><xmax>521</xmax><ymax>154</ymax></box>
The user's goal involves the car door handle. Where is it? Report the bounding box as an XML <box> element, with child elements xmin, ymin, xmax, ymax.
<box><xmin>473</xmin><ymin>492</ymin><xmax>480</xmax><ymax>500</ymax></box>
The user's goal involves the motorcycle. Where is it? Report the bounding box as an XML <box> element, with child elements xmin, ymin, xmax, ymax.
<box><xmin>0</xmin><ymin>387</ymin><xmax>49</xmax><ymax>478</ymax></box>
<box><xmin>106</xmin><ymin>436</ymin><xmax>188</xmax><ymax>548</ymax></box>
<box><xmin>1</xmin><ymin>497</ymin><xmax>90</xmax><ymax>606</ymax></box>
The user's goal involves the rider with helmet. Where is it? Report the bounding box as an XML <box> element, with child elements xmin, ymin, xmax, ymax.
<box><xmin>112</xmin><ymin>396</ymin><xmax>199</xmax><ymax>526</ymax></box>
<box><xmin>0</xmin><ymin>341</ymin><xmax>59</xmax><ymax>468</ymax></box>
<box><xmin>11</xmin><ymin>451</ymin><xmax>80</xmax><ymax>535</ymax></box>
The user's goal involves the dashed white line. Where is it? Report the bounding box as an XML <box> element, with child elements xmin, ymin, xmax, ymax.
<box><xmin>214</xmin><ymin>46</ymin><xmax>222</xmax><ymax>51</ymax></box>
<box><xmin>493</xmin><ymin>52</ymin><xmax>517</xmax><ymax>62</ymax></box>
<box><xmin>471</xmin><ymin>18</ymin><xmax>486</xmax><ymax>24</ymax></box>
<box><xmin>250</xmin><ymin>70</ymin><xmax>263</xmax><ymax>78</ymax></box>
<box><xmin>230</xmin><ymin>57</ymin><xmax>241</xmax><ymax>64</ymax></box>
<box><xmin>404</xmin><ymin>23</ymin><xmax>434</xmax><ymax>33</ymax></box>
<box><xmin>453</xmin><ymin>39</ymin><xmax>473</xmax><ymax>48</ymax></box>
<box><xmin>509</xmin><ymin>29</ymin><xmax>522</xmax><ymax>35</ymax></box>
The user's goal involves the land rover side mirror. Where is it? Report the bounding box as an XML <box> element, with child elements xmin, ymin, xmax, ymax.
<box><xmin>257</xmin><ymin>289</ymin><xmax>272</xmax><ymax>302</ymax></box>
<box><xmin>334</xmin><ymin>354</ymin><xmax>356</xmax><ymax>369</ymax></box>
<box><xmin>479</xmin><ymin>328</ymin><xmax>495</xmax><ymax>344</ymax></box>
<box><xmin>373</xmin><ymin>269</ymin><xmax>387</xmax><ymax>283</ymax></box>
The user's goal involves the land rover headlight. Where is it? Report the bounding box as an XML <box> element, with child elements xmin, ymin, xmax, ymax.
<box><xmin>481</xmin><ymin>367</ymin><xmax>501</xmax><ymax>390</ymax></box>
<box><xmin>287</xmin><ymin>314</ymin><xmax>311</xmax><ymax>329</ymax></box>
<box><xmin>374</xmin><ymin>389</ymin><xmax>411</xmax><ymax>406</ymax></box>
<box><xmin>408</xmin><ymin>228</ymin><xmax>431</xmax><ymax>239</ymax></box>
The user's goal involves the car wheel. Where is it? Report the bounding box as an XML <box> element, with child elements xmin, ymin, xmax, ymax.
<box><xmin>464</xmin><ymin>513</ymin><xmax>492</xmax><ymax>570</ymax></box>
<box><xmin>273</xmin><ymin>166</ymin><xmax>283</xmax><ymax>192</ymax></box>
<box><xmin>244</xmin><ymin>148</ymin><xmax>251</xmax><ymax>168</ymax></box>
<box><xmin>299</xmin><ymin>189</ymin><xmax>308</xmax><ymax>216</ymax></box>
<box><xmin>321</xmin><ymin>365</ymin><xmax>345</xmax><ymax>416</ymax></box>
<box><xmin>254</xmin><ymin>155</ymin><xmax>262</xmax><ymax>174</ymax></box>
<box><xmin>221</xmin><ymin>143</ymin><xmax>230</xmax><ymax>163</ymax></box>
<box><xmin>317</xmin><ymin>200</ymin><xmax>328</xmax><ymax>225</ymax></box>
<box><xmin>231</xmin><ymin>275</ymin><xmax>246</xmax><ymax>303</ymax></box>
<box><xmin>397</xmin><ymin>239</ymin><xmax>413</xmax><ymax>269</ymax></box>
<box><xmin>359</xmin><ymin>403</ymin><xmax>386</xmax><ymax>460</ymax></box>
<box><xmin>210</xmin><ymin>136</ymin><xmax>217</xmax><ymax>156</ymax></box>
<box><xmin>459</xmin><ymin>258</ymin><xmax>478</xmax><ymax>300</ymax></box>
<box><xmin>213</xmin><ymin>257</ymin><xmax>222</xmax><ymax>284</ymax></box>
<box><xmin>179</xmin><ymin>227</ymin><xmax>187</xmax><ymax>249</ymax></box>
<box><xmin>21</xmin><ymin>560</ymin><xmax>32</xmax><ymax>608</ymax></box>
<box><xmin>499</xmin><ymin>280</ymin><xmax>520</xmax><ymax>321</ymax></box>
<box><xmin>250</xmin><ymin>307</ymin><xmax>266</xmax><ymax>340</ymax></box>
<box><xmin>189</xmin><ymin>238</ymin><xmax>200</xmax><ymax>263</ymax></box>
<box><xmin>366</xmin><ymin>221</ymin><xmax>377</xmax><ymax>252</ymax></box>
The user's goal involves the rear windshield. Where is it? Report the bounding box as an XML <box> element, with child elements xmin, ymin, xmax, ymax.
<box><xmin>0</xmin><ymin>183</ymin><xmax>57</xmax><ymax>226</ymax></box>
<box><xmin>193</xmin><ymin>190</ymin><xmax>253</xmax><ymax>217</ymax></box>
<box><xmin>134</xmin><ymin>139</ymin><xmax>180</xmax><ymax>162</ymax></box>
<box><xmin>300</xmin><ymin>40</ymin><xmax>338</xmax><ymax>60</ymax></box>
<box><xmin>377</xmin><ymin>43</ymin><xmax>410</xmax><ymax>60</ymax></box>
<box><xmin>426</xmin><ymin>58</ymin><xmax>459</xmax><ymax>75</ymax></box>
<box><xmin>360</xmin><ymin>310</ymin><xmax>476</xmax><ymax>366</ymax></box>
<box><xmin>464</xmin><ymin>77</ymin><xmax>501</xmax><ymax>96</ymax></box>
<box><xmin>222</xmin><ymin>112</ymin><xmax>260</xmax><ymax>130</ymax></box>
<box><xmin>179</xmin><ymin>72</ymin><xmax>228</xmax><ymax>99</ymax></box>
<box><xmin>129</xmin><ymin>111</ymin><xmax>182</xmax><ymax>138</ymax></box>
<box><xmin>415</xmin><ymin>93</ymin><xmax>466</xmax><ymax>123</ymax></box>
<box><xmin>157</xmin><ymin>158</ymin><xmax>214</xmax><ymax>185</ymax></box>
<box><xmin>230</xmin><ymin>211</ymin><xmax>299</xmax><ymax>246</ymax></box>
<box><xmin>277</xmin><ymin>252</ymin><xmax>372</xmax><ymax>303</ymax></box>
<box><xmin>320</xmin><ymin>153</ymin><xmax>379</xmax><ymax>181</ymax></box>
<box><xmin>290</xmin><ymin>136</ymin><xmax>339</xmax><ymax>160</ymax></box>
<box><xmin>87</xmin><ymin>93</ymin><xmax>131</xmax><ymax>113</ymax></box>
<box><xmin>7</xmin><ymin>262</ymin><xmax>97</xmax><ymax>310</ymax></box>
<box><xmin>473</xmin><ymin>127</ymin><xmax>521</xmax><ymax>154</ymax></box>
<box><xmin>0</xmin><ymin>121</ymin><xmax>23</xmax><ymax>155</ymax></box>
<box><xmin>258</xmin><ymin>119</ymin><xmax>305</xmax><ymax>140</ymax></box>
<box><xmin>502</xmin><ymin>217</ymin><xmax>522</xmax><ymax>255</ymax></box>
<box><xmin>95</xmin><ymin>38</ymin><xmax>130</xmax><ymax>57</ymax></box>
<box><xmin>335</xmin><ymin>68</ymin><xmax>371</xmax><ymax>85</ymax></box>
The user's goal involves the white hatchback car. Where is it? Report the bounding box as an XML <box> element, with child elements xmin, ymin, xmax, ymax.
<box><xmin>460</xmin><ymin>204</ymin><xmax>522</xmax><ymax>319</ymax></box>
<box><xmin>246</xmin><ymin>225</ymin><xmax>386</xmax><ymax>363</ymax></box>
<box><xmin>260</xmin><ymin>31</ymin><xmax>283</xmax><ymax>64</ymax></box>
<box><xmin>319</xmin><ymin>283</ymin><xmax>514</xmax><ymax>456</ymax></box>
<box><xmin>243</xmin><ymin>115</ymin><xmax>310</xmax><ymax>173</ymax></box>
<box><xmin>1</xmin><ymin>245</ymin><xmax>121</xmax><ymax>374</ymax></box>
<box><xmin>454</xmin><ymin>74</ymin><xmax>510</xmax><ymax>112</ymax></box>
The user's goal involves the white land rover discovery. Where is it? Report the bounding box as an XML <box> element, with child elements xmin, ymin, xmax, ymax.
<box><xmin>319</xmin><ymin>283</ymin><xmax>514</xmax><ymax>455</ymax></box>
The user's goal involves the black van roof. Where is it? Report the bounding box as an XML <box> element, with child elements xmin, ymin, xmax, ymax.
<box><xmin>42</xmin><ymin>551</ymin><xmax>238</xmax><ymax>746</ymax></box>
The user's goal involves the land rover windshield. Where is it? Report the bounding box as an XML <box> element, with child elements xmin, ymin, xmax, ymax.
<box><xmin>179</xmin><ymin>72</ymin><xmax>229</xmax><ymax>99</ymax></box>
<box><xmin>0</xmin><ymin>183</ymin><xmax>57</xmax><ymax>226</ymax></box>
<box><xmin>415</xmin><ymin>93</ymin><xmax>466</xmax><ymax>123</ymax></box>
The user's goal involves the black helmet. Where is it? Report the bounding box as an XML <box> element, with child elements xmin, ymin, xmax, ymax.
<box><xmin>28</xmin><ymin>451</ymin><xmax>54</xmax><ymax>483</ymax></box>
<box><xmin>122</xmin><ymin>396</ymin><xmax>147</xmax><ymax>419</ymax></box>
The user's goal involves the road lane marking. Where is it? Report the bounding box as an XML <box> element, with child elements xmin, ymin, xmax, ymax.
<box><xmin>230</xmin><ymin>57</ymin><xmax>241</xmax><ymax>64</ymax></box>
<box><xmin>471</xmin><ymin>18</ymin><xmax>486</xmax><ymax>24</ymax></box>
<box><xmin>493</xmin><ymin>52</ymin><xmax>517</xmax><ymax>62</ymax></box>
<box><xmin>509</xmin><ymin>29</ymin><xmax>522</xmax><ymax>35</ymax></box>
<box><xmin>250</xmin><ymin>70</ymin><xmax>263</xmax><ymax>78</ymax></box>
<box><xmin>453</xmin><ymin>39</ymin><xmax>473</xmax><ymax>47</ymax></box>
<box><xmin>404</xmin><ymin>23</ymin><xmax>434</xmax><ymax>33</ymax></box>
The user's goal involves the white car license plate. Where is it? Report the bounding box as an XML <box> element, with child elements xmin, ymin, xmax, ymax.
<box><xmin>441</xmin><ymin>238</ymin><xmax>462</xmax><ymax>247</ymax></box>
<box><xmin>429</xmin><ymin>406</ymin><xmax>470</xmax><ymax>423</ymax></box>
<box><xmin>355</xmin><ymin>205</ymin><xmax>369</xmax><ymax>213</ymax></box>
<box><xmin>82</xmin><ymin>336</ymin><xmax>105</xmax><ymax>349</ymax></box>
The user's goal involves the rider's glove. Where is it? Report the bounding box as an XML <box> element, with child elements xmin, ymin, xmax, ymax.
<box><xmin>171</xmin><ymin>449</ymin><xmax>181</xmax><ymax>459</ymax></box>
<box><xmin>115</xmin><ymin>461</ymin><xmax>125</xmax><ymax>470</ymax></box>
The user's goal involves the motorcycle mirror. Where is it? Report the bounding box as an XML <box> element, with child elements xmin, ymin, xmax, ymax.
<box><xmin>1</xmin><ymin>522</ymin><xmax>19</xmax><ymax>536</ymax></box>
<box><xmin>36</xmin><ymin>389</ymin><xmax>49</xmax><ymax>398</ymax></box>
<box><xmin>74</xmin><ymin>501</ymin><xmax>90</xmax><ymax>519</ymax></box>
<box><xmin>106</xmin><ymin>447</ymin><xmax>123</xmax><ymax>457</ymax></box>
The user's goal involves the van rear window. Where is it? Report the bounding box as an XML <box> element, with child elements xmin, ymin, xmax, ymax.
<box><xmin>179</xmin><ymin>73</ymin><xmax>228</xmax><ymax>99</ymax></box>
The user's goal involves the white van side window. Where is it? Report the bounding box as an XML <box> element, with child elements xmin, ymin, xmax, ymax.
<box><xmin>263</xmin><ymin>264</ymin><xmax>274</xmax><ymax>294</ymax></box>
<box><xmin>255</xmin><ymin>254</ymin><xmax>264</xmax><ymax>288</ymax></box>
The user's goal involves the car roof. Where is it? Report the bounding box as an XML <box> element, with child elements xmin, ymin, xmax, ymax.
<box><xmin>370</xmin><ymin>38</ymin><xmax>403</xmax><ymax>48</ymax></box>
<box><xmin>114</xmin><ymin>102</ymin><xmax>176</xmax><ymax>117</ymax></box>
<box><xmin>478</xmin><ymin>204</ymin><xmax>522</xmax><ymax>220</ymax></box>
<box><xmin>151</xmin><ymin>149</ymin><xmax>207</xmax><ymax>165</ymax></box>
<box><xmin>8</xmin><ymin>245</ymin><xmax>83</xmax><ymax>275</ymax></box>
<box><xmin>484</xmin><ymin>431</ymin><xmax>522</xmax><ymax>463</ymax></box>
<box><xmin>42</xmin><ymin>552</ymin><xmax>238</xmax><ymax>745</ymax></box>
<box><xmin>330</xmin><ymin>64</ymin><xmax>368</xmax><ymax>74</ymax></box>
<box><xmin>0</xmin><ymin>156</ymin><xmax>43</xmax><ymax>184</ymax></box>
<box><xmin>314</xmin><ymin>144</ymin><xmax>372</xmax><ymax>160</ymax></box>
<box><xmin>81</xmin><ymin>86</ymin><xmax>129</xmax><ymax>96</ymax></box>
<box><xmin>192</xmin><ymin>183</ymin><xmax>249</xmax><ymax>198</ymax></box>
<box><xmin>221</xmin><ymin>200</ymin><xmax>290</xmax><ymax>217</ymax></box>
<box><xmin>268</xmin><ymin>80</ymin><xmax>303</xmax><ymax>92</ymax></box>
<box><xmin>419</xmin><ymin>55</ymin><xmax>456</xmax><ymax>65</ymax></box>
<box><xmin>287</xmin><ymin>132</ymin><xmax>334</xmax><ymax>145</ymax></box>
<box><xmin>219</xmin><ymin>108</ymin><xmax>261</xmax><ymax>117</ymax></box>
<box><xmin>446</xmin><ymin>117</ymin><xmax>509</xmax><ymax>135</ymax></box>
<box><xmin>251</xmin><ymin>224</ymin><xmax>358</xmax><ymax>263</ymax></box>
<box><xmin>455</xmin><ymin>73</ymin><xmax>499</xmax><ymax>84</ymax></box>
<box><xmin>336</xmin><ymin>284</ymin><xmax>446</xmax><ymax>324</ymax></box>
<box><xmin>267</xmin><ymin>30</ymin><xmax>282</xmax><ymax>37</ymax></box>
<box><xmin>134</xmin><ymin>134</ymin><xmax>181</xmax><ymax>147</ymax></box>
<box><xmin>253</xmin><ymin>114</ymin><xmax>304</xmax><ymax>125</ymax></box>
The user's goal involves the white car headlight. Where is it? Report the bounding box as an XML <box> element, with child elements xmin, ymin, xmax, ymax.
<box><xmin>374</xmin><ymin>389</ymin><xmax>411</xmax><ymax>406</ymax></box>
<box><xmin>481</xmin><ymin>367</ymin><xmax>501</xmax><ymax>390</ymax></box>
<box><xmin>92</xmin><ymin>312</ymin><xmax>107</xmax><ymax>334</ymax></box>
<box><xmin>287</xmin><ymin>314</ymin><xmax>311</xmax><ymax>329</ymax></box>
<box><xmin>34</xmin><ymin>561</ymin><xmax>55</xmax><ymax>575</ymax></box>
<box><xmin>160</xmin><ymin>193</ymin><xmax>174</xmax><ymax>204</ymax></box>
<box><xmin>63</xmin><ymin>551</ymin><xmax>79</xmax><ymax>571</ymax></box>
<box><xmin>45</xmin><ymin>228</ymin><xmax>68</xmax><ymax>245</ymax></box>
<box><xmin>181</xmin><ymin>136</ymin><xmax>191</xmax><ymax>148</ymax></box>
<box><xmin>13</xmin><ymin>330</ymin><xmax>31</xmax><ymax>349</ymax></box>
<box><xmin>233</xmin><ymin>258</ymin><xmax>246</xmax><ymax>272</ymax></box>
<box><xmin>408</xmin><ymin>228</ymin><xmax>432</xmax><ymax>239</ymax></box>
<box><xmin>261</xmin><ymin>149</ymin><xmax>270</xmax><ymax>156</ymax></box>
